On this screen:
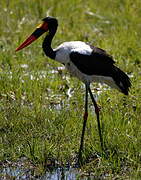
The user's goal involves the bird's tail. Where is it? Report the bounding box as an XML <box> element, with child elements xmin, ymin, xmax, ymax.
<box><xmin>112</xmin><ymin>66</ymin><xmax>131</xmax><ymax>95</ymax></box>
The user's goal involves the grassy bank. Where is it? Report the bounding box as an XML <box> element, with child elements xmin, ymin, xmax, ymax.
<box><xmin>0</xmin><ymin>0</ymin><xmax>141</xmax><ymax>178</ymax></box>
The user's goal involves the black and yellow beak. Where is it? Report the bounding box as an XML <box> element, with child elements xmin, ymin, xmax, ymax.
<box><xmin>15</xmin><ymin>21</ymin><xmax>48</xmax><ymax>52</ymax></box>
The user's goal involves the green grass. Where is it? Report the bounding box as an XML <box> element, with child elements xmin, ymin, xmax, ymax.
<box><xmin>0</xmin><ymin>0</ymin><xmax>141</xmax><ymax>178</ymax></box>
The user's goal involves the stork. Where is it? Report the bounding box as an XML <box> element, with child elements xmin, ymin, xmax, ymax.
<box><xmin>16</xmin><ymin>16</ymin><xmax>131</xmax><ymax>165</ymax></box>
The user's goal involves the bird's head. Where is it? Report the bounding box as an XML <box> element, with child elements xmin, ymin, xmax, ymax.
<box><xmin>15</xmin><ymin>16</ymin><xmax>58</xmax><ymax>52</ymax></box>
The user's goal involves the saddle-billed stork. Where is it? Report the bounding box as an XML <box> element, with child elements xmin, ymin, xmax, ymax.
<box><xmin>16</xmin><ymin>16</ymin><xmax>131</xmax><ymax>165</ymax></box>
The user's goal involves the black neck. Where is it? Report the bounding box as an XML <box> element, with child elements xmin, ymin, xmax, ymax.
<box><xmin>42</xmin><ymin>28</ymin><xmax>57</xmax><ymax>59</ymax></box>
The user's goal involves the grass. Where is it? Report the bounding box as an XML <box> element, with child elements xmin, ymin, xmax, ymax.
<box><xmin>0</xmin><ymin>0</ymin><xmax>141</xmax><ymax>178</ymax></box>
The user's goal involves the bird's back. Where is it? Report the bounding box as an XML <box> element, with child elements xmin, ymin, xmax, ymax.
<box><xmin>54</xmin><ymin>41</ymin><xmax>131</xmax><ymax>95</ymax></box>
<box><xmin>54</xmin><ymin>41</ymin><xmax>93</xmax><ymax>64</ymax></box>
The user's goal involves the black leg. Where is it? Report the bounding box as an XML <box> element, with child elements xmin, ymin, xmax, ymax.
<box><xmin>78</xmin><ymin>83</ymin><xmax>89</xmax><ymax>165</ymax></box>
<box><xmin>88</xmin><ymin>87</ymin><xmax>104</xmax><ymax>151</ymax></box>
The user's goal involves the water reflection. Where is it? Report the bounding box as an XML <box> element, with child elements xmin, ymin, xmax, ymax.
<box><xmin>41</xmin><ymin>167</ymin><xmax>79</xmax><ymax>180</ymax></box>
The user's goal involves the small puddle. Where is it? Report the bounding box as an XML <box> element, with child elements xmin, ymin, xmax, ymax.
<box><xmin>41</xmin><ymin>167</ymin><xmax>80</xmax><ymax>180</ymax></box>
<box><xmin>0</xmin><ymin>166</ymin><xmax>34</xmax><ymax>179</ymax></box>
<box><xmin>0</xmin><ymin>166</ymin><xmax>95</xmax><ymax>180</ymax></box>
<box><xmin>1</xmin><ymin>156</ymin><xmax>98</xmax><ymax>180</ymax></box>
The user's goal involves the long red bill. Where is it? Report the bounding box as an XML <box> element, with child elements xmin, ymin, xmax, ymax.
<box><xmin>15</xmin><ymin>35</ymin><xmax>37</xmax><ymax>52</ymax></box>
<box><xmin>15</xmin><ymin>22</ymin><xmax>48</xmax><ymax>52</ymax></box>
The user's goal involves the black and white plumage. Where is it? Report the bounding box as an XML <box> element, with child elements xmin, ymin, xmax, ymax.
<box><xmin>16</xmin><ymin>16</ymin><xmax>131</xmax><ymax>165</ymax></box>
<box><xmin>54</xmin><ymin>41</ymin><xmax>130</xmax><ymax>95</ymax></box>
<box><xmin>40</xmin><ymin>17</ymin><xmax>131</xmax><ymax>95</ymax></box>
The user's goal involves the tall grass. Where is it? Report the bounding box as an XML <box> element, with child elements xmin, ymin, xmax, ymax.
<box><xmin>0</xmin><ymin>0</ymin><xmax>141</xmax><ymax>178</ymax></box>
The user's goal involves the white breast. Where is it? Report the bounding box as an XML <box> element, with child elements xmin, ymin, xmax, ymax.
<box><xmin>54</xmin><ymin>41</ymin><xmax>92</xmax><ymax>64</ymax></box>
<box><xmin>54</xmin><ymin>41</ymin><xmax>96</xmax><ymax>84</ymax></box>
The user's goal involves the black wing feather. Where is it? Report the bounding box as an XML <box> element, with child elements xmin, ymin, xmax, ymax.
<box><xmin>70</xmin><ymin>46</ymin><xmax>131</xmax><ymax>95</ymax></box>
<box><xmin>70</xmin><ymin>46</ymin><xmax>115</xmax><ymax>76</ymax></box>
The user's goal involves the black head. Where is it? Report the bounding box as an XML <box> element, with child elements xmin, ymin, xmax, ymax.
<box><xmin>42</xmin><ymin>16</ymin><xmax>58</xmax><ymax>30</ymax></box>
<box><xmin>15</xmin><ymin>16</ymin><xmax>58</xmax><ymax>52</ymax></box>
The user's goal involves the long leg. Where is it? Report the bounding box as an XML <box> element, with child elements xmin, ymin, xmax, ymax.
<box><xmin>88</xmin><ymin>86</ymin><xmax>104</xmax><ymax>151</ymax></box>
<box><xmin>78</xmin><ymin>83</ymin><xmax>89</xmax><ymax>165</ymax></box>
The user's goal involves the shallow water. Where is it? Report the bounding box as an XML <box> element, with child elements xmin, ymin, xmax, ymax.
<box><xmin>0</xmin><ymin>166</ymin><xmax>35</xmax><ymax>179</ymax></box>
<box><xmin>41</xmin><ymin>167</ymin><xmax>80</xmax><ymax>180</ymax></box>
<box><xmin>1</xmin><ymin>166</ymin><xmax>95</xmax><ymax>180</ymax></box>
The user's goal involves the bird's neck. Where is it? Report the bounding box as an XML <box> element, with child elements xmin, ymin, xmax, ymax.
<box><xmin>42</xmin><ymin>29</ymin><xmax>57</xmax><ymax>59</ymax></box>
